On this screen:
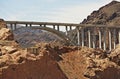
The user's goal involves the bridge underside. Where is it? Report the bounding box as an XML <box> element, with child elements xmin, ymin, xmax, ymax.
<box><xmin>5</xmin><ymin>21</ymin><xmax>120</xmax><ymax>50</ymax></box>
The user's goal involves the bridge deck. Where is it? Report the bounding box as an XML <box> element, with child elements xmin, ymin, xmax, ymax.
<box><xmin>5</xmin><ymin>21</ymin><xmax>120</xmax><ymax>28</ymax></box>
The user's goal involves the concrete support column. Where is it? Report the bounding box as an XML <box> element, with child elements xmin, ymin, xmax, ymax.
<box><xmin>98</xmin><ymin>29</ymin><xmax>102</xmax><ymax>49</ymax></box>
<box><xmin>103</xmin><ymin>28</ymin><xmax>106</xmax><ymax>50</ymax></box>
<box><xmin>65</xmin><ymin>26</ymin><xmax>68</xmax><ymax>35</ymax></box>
<box><xmin>10</xmin><ymin>24</ymin><xmax>13</xmax><ymax>30</ymax></box>
<box><xmin>77</xmin><ymin>27</ymin><xmax>80</xmax><ymax>46</ymax></box>
<box><xmin>53</xmin><ymin>25</ymin><xmax>55</xmax><ymax>29</ymax></box>
<box><xmin>25</xmin><ymin>24</ymin><xmax>28</xmax><ymax>27</ymax></box>
<box><xmin>70</xmin><ymin>26</ymin><xmax>72</xmax><ymax>30</ymax></box>
<box><xmin>92</xmin><ymin>28</ymin><xmax>96</xmax><ymax>48</ymax></box>
<box><xmin>108</xmin><ymin>29</ymin><xmax>112</xmax><ymax>50</ymax></box>
<box><xmin>57</xmin><ymin>25</ymin><xmax>59</xmax><ymax>31</ymax></box>
<box><xmin>14</xmin><ymin>24</ymin><xmax>16</xmax><ymax>30</ymax></box>
<box><xmin>81</xmin><ymin>28</ymin><xmax>84</xmax><ymax>47</ymax></box>
<box><xmin>88</xmin><ymin>29</ymin><xmax>91</xmax><ymax>48</ymax></box>
<box><xmin>113</xmin><ymin>29</ymin><xmax>116</xmax><ymax>49</ymax></box>
<box><xmin>30</xmin><ymin>24</ymin><xmax>32</xmax><ymax>27</ymax></box>
<box><xmin>43</xmin><ymin>24</ymin><xmax>46</xmax><ymax>27</ymax></box>
<box><xmin>119</xmin><ymin>29</ymin><xmax>120</xmax><ymax>44</ymax></box>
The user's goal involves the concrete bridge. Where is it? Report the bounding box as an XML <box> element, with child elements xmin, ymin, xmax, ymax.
<box><xmin>5</xmin><ymin>21</ymin><xmax>120</xmax><ymax>51</ymax></box>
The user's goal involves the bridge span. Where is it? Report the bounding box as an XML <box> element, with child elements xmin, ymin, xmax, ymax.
<box><xmin>5</xmin><ymin>21</ymin><xmax>120</xmax><ymax>50</ymax></box>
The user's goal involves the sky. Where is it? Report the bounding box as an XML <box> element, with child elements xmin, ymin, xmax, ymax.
<box><xmin>0</xmin><ymin>0</ymin><xmax>120</xmax><ymax>23</ymax></box>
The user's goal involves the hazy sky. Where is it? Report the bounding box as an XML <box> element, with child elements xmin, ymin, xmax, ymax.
<box><xmin>0</xmin><ymin>0</ymin><xmax>119</xmax><ymax>23</ymax></box>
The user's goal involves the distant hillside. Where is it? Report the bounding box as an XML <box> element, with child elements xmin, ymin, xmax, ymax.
<box><xmin>82</xmin><ymin>1</ymin><xmax>120</xmax><ymax>25</ymax></box>
<box><xmin>13</xmin><ymin>27</ymin><xmax>64</xmax><ymax>47</ymax></box>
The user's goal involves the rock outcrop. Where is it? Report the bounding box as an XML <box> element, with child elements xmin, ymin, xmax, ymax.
<box><xmin>82</xmin><ymin>1</ymin><xmax>120</xmax><ymax>25</ymax></box>
<box><xmin>0</xmin><ymin>19</ymin><xmax>6</xmax><ymax>28</ymax></box>
<box><xmin>0</xmin><ymin>43</ymin><xmax>68</xmax><ymax>79</ymax></box>
<box><xmin>0</xmin><ymin>42</ymin><xmax>120</xmax><ymax>79</ymax></box>
<box><xmin>0</xmin><ymin>19</ymin><xmax>14</xmax><ymax>40</ymax></box>
<box><xmin>58</xmin><ymin>46</ymin><xmax>120</xmax><ymax>79</ymax></box>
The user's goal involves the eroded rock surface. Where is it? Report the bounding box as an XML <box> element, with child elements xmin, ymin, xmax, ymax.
<box><xmin>0</xmin><ymin>43</ymin><xmax>68</xmax><ymax>79</ymax></box>
<box><xmin>0</xmin><ymin>19</ymin><xmax>14</xmax><ymax>40</ymax></box>
<box><xmin>82</xmin><ymin>1</ymin><xmax>120</xmax><ymax>25</ymax></box>
<box><xmin>58</xmin><ymin>46</ymin><xmax>120</xmax><ymax>79</ymax></box>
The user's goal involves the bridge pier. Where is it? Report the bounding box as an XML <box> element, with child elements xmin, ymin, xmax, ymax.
<box><xmin>25</xmin><ymin>24</ymin><xmax>28</xmax><ymax>27</ymax></box>
<box><xmin>113</xmin><ymin>29</ymin><xmax>116</xmax><ymax>49</ymax></box>
<box><xmin>53</xmin><ymin>25</ymin><xmax>55</xmax><ymax>29</ymax></box>
<box><xmin>77</xmin><ymin>27</ymin><xmax>80</xmax><ymax>46</ymax></box>
<box><xmin>88</xmin><ymin>28</ymin><xmax>91</xmax><ymax>48</ymax></box>
<box><xmin>30</xmin><ymin>24</ymin><xmax>32</xmax><ymax>27</ymax></box>
<box><xmin>10</xmin><ymin>24</ymin><xmax>13</xmax><ymax>30</ymax></box>
<box><xmin>70</xmin><ymin>26</ymin><xmax>72</xmax><ymax>30</ymax></box>
<box><xmin>65</xmin><ymin>26</ymin><xmax>68</xmax><ymax>35</ymax></box>
<box><xmin>108</xmin><ymin>29</ymin><xmax>112</xmax><ymax>50</ymax></box>
<box><xmin>103</xmin><ymin>28</ymin><xmax>107</xmax><ymax>50</ymax></box>
<box><xmin>98</xmin><ymin>29</ymin><xmax>102</xmax><ymax>49</ymax></box>
<box><xmin>119</xmin><ymin>29</ymin><xmax>120</xmax><ymax>44</ymax></box>
<box><xmin>57</xmin><ymin>25</ymin><xmax>59</xmax><ymax>31</ymax></box>
<box><xmin>14</xmin><ymin>24</ymin><xmax>16</xmax><ymax>30</ymax></box>
<box><xmin>81</xmin><ymin>28</ymin><xmax>84</xmax><ymax>47</ymax></box>
<box><xmin>92</xmin><ymin>28</ymin><xmax>96</xmax><ymax>48</ymax></box>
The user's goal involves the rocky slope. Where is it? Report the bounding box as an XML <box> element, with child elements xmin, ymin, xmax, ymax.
<box><xmin>0</xmin><ymin>43</ymin><xmax>68</xmax><ymax>79</ymax></box>
<box><xmin>82</xmin><ymin>1</ymin><xmax>120</xmax><ymax>25</ymax></box>
<box><xmin>58</xmin><ymin>46</ymin><xmax>120</xmax><ymax>79</ymax></box>
<box><xmin>1</xmin><ymin>42</ymin><xmax>120</xmax><ymax>79</ymax></box>
<box><xmin>13</xmin><ymin>27</ymin><xmax>64</xmax><ymax>48</ymax></box>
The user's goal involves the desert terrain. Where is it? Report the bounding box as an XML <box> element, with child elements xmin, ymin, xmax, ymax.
<box><xmin>0</xmin><ymin>1</ymin><xmax>120</xmax><ymax>79</ymax></box>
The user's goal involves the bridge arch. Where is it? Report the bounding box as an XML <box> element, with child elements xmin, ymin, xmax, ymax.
<box><xmin>12</xmin><ymin>26</ymin><xmax>71</xmax><ymax>44</ymax></box>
